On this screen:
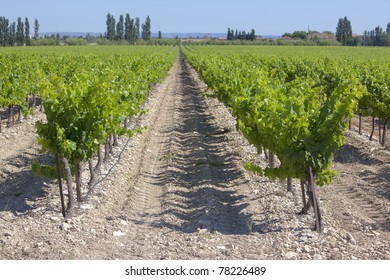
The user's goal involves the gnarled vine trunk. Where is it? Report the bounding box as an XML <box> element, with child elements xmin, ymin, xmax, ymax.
<box><xmin>88</xmin><ymin>159</ymin><xmax>96</xmax><ymax>187</ymax></box>
<box><xmin>369</xmin><ymin>116</ymin><xmax>375</xmax><ymax>141</ymax></box>
<box><xmin>75</xmin><ymin>161</ymin><xmax>83</xmax><ymax>202</ymax></box>
<box><xmin>95</xmin><ymin>144</ymin><xmax>103</xmax><ymax>172</ymax></box>
<box><xmin>55</xmin><ymin>153</ymin><xmax>66</xmax><ymax>218</ymax></box>
<box><xmin>61</xmin><ymin>157</ymin><xmax>74</xmax><ymax>217</ymax></box>
<box><xmin>286</xmin><ymin>177</ymin><xmax>293</xmax><ymax>194</ymax></box>
<box><xmin>298</xmin><ymin>168</ymin><xmax>322</xmax><ymax>233</ymax></box>
<box><xmin>382</xmin><ymin>118</ymin><xmax>389</xmax><ymax>146</ymax></box>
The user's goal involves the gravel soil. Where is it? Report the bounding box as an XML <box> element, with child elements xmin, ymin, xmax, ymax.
<box><xmin>0</xmin><ymin>53</ymin><xmax>389</xmax><ymax>260</ymax></box>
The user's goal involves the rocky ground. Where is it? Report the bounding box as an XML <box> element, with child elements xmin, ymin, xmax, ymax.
<box><xmin>0</xmin><ymin>53</ymin><xmax>389</xmax><ymax>260</ymax></box>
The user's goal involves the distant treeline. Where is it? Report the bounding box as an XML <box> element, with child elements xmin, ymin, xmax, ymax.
<box><xmin>227</xmin><ymin>28</ymin><xmax>256</xmax><ymax>41</ymax></box>
<box><xmin>0</xmin><ymin>16</ymin><xmax>39</xmax><ymax>46</ymax></box>
<box><xmin>105</xmin><ymin>13</ymin><xmax>151</xmax><ymax>43</ymax></box>
<box><xmin>362</xmin><ymin>23</ymin><xmax>390</xmax><ymax>46</ymax></box>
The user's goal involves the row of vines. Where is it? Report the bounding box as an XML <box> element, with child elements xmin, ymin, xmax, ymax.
<box><xmin>183</xmin><ymin>46</ymin><xmax>390</xmax><ymax>232</ymax></box>
<box><xmin>0</xmin><ymin>46</ymin><xmax>177</xmax><ymax>217</ymax></box>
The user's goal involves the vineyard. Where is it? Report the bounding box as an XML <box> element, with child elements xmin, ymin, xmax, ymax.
<box><xmin>0</xmin><ymin>46</ymin><xmax>389</xmax><ymax>260</ymax></box>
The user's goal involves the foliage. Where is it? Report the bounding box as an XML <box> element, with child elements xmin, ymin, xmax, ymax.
<box><xmin>107</xmin><ymin>13</ymin><xmax>144</xmax><ymax>43</ymax></box>
<box><xmin>1</xmin><ymin>45</ymin><xmax>177</xmax><ymax>175</ymax></box>
<box><xmin>336</xmin><ymin>16</ymin><xmax>353</xmax><ymax>46</ymax></box>
<box><xmin>227</xmin><ymin>28</ymin><xmax>256</xmax><ymax>41</ymax></box>
<box><xmin>362</xmin><ymin>23</ymin><xmax>390</xmax><ymax>46</ymax></box>
<box><xmin>183</xmin><ymin>45</ymin><xmax>367</xmax><ymax>185</ymax></box>
<box><xmin>141</xmin><ymin>16</ymin><xmax>151</xmax><ymax>41</ymax></box>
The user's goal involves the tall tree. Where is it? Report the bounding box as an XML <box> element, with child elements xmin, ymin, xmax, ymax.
<box><xmin>25</xmin><ymin>17</ymin><xmax>31</xmax><ymax>46</ymax></box>
<box><xmin>158</xmin><ymin>30</ymin><xmax>162</xmax><ymax>39</ymax></box>
<box><xmin>106</xmin><ymin>13</ymin><xmax>111</xmax><ymax>39</ymax></box>
<box><xmin>34</xmin><ymin>18</ymin><xmax>39</xmax><ymax>39</ymax></box>
<box><xmin>9</xmin><ymin>22</ymin><xmax>16</xmax><ymax>46</ymax></box>
<box><xmin>116</xmin><ymin>14</ymin><xmax>124</xmax><ymax>40</ymax></box>
<box><xmin>336</xmin><ymin>16</ymin><xmax>352</xmax><ymax>46</ymax></box>
<box><xmin>0</xmin><ymin>17</ymin><xmax>10</xmax><ymax>46</ymax></box>
<box><xmin>374</xmin><ymin>26</ymin><xmax>385</xmax><ymax>46</ymax></box>
<box><xmin>135</xmin><ymin>17</ymin><xmax>140</xmax><ymax>40</ymax></box>
<box><xmin>227</xmin><ymin>28</ymin><xmax>232</xmax><ymax>40</ymax></box>
<box><xmin>250</xmin><ymin>29</ymin><xmax>256</xmax><ymax>41</ymax></box>
<box><xmin>106</xmin><ymin>13</ymin><xmax>116</xmax><ymax>40</ymax></box>
<box><xmin>125</xmin><ymin>13</ymin><xmax>131</xmax><ymax>41</ymax></box>
<box><xmin>16</xmin><ymin>17</ymin><xmax>24</xmax><ymax>46</ymax></box>
<box><xmin>141</xmin><ymin>16</ymin><xmax>151</xmax><ymax>40</ymax></box>
<box><xmin>130</xmin><ymin>18</ymin><xmax>136</xmax><ymax>43</ymax></box>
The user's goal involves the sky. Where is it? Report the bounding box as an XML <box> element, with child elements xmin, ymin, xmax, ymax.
<box><xmin>1</xmin><ymin>0</ymin><xmax>390</xmax><ymax>35</ymax></box>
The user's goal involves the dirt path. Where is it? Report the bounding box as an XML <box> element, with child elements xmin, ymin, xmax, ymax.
<box><xmin>0</xmin><ymin>52</ymin><xmax>389</xmax><ymax>260</ymax></box>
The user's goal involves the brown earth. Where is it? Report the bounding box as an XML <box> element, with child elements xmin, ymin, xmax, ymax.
<box><xmin>0</xmin><ymin>53</ymin><xmax>389</xmax><ymax>260</ymax></box>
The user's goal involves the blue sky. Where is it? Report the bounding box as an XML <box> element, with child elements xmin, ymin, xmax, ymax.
<box><xmin>1</xmin><ymin>0</ymin><xmax>390</xmax><ymax>35</ymax></box>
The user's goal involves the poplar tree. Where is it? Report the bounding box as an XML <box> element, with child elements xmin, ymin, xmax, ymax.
<box><xmin>130</xmin><ymin>18</ymin><xmax>136</xmax><ymax>43</ymax></box>
<box><xmin>16</xmin><ymin>17</ymin><xmax>24</xmax><ymax>46</ymax></box>
<box><xmin>25</xmin><ymin>17</ymin><xmax>31</xmax><ymax>46</ymax></box>
<box><xmin>106</xmin><ymin>13</ymin><xmax>116</xmax><ymax>40</ymax></box>
<box><xmin>106</xmin><ymin>13</ymin><xmax>111</xmax><ymax>39</ymax></box>
<box><xmin>250</xmin><ymin>29</ymin><xmax>256</xmax><ymax>41</ymax></box>
<box><xmin>227</xmin><ymin>28</ymin><xmax>232</xmax><ymax>40</ymax></box>
<box><xmin>125</xmin><ymin>13</ymin><xmax>131</xmax><ymax>41</ymax></box>
<box><xmin>135</xmin><ymin>17</ymin><xmax>140</xmax><ymax>39</ymax></box>
<box><xmin>0</xmin><ymin>17</ymin><xmax>9</xmax><ymax>46</ymax></box>
<box><xmin>34</xmin><ymin>18</ymin><xmax>39</xmax><ymax>40</ymax></box>
<box><xmin>141</xmin><ymin>16</ymin><xmax>151</xmax><ymax>40</ymax></box>
<box><xmin>336</xmin><ymin>16</ymin><xmax>352</xmax><ymax>46</ymax></box>
<box><xmin>9</xmin><ymin>22</ymin><xmax>16</xmax><ymax>46</ymax></box>
<box><xmin>116</xmin><ymin>15</ymin><xmax>124</xmax><ymax>40</ymax></box>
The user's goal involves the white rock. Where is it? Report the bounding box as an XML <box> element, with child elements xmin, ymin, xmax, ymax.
<box><xmin>303</xmin><ymin>245</ymin><xmax>311</xmax><ymax>253</ymax></box>
<box><xmin>298</xmin><ymin>236</ymin><xmax>307</xmax><ymax>242</ymax></box>
<box><xmin>0</xmin><ymin>212</ymin><xmax>13</xmax><ymax>221</ymax></box>
<box><xmin>346</xmin><ymin>233</ymin><xmax>357</xmax><ymax>245</ymax></box>
<box><xmin>113</xmin><ymin>230</ymin><xmax>126</xmax><ymax>237</ymax></box>
<box><xmin>50</xmin><ymin>217</ymin><xmax>61</xmax><ymax>223</ymax></box>
<box><xmin>226</xmin><ymin>244</ymin><xmax>235</xmax><ymax>250</ymax></box>
<box><xmin>313</xmin><ymin>254</ymin><xmax>322</xmax><ymax>260</ymax></box>
<box><xmin>80</xmin><ymin>204</ymin><xmax>95</xmax><ymax>210</ymax></box>
<box><xmin>60</xmin><ymin>222</ymin><xmax>72</xmax><ymax>231</ymax></box>
<box><xmin>285</xmin><ymin>251</ymin><xmax>298</xmax><ymax>259</ymax></box>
